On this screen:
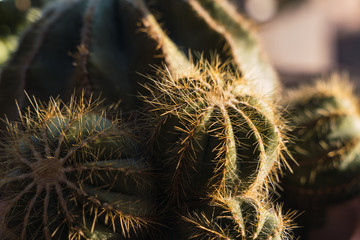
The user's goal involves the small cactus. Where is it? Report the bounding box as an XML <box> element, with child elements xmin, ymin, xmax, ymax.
<box><xmin>0</xmin><ymin>95</ymin><xmax>158</xmax><ymax>239</ymax></box>
<box><xmin>143</xmin><ymin>60</ymin><xmax>289</xmax><ymax>207</ymax></box>
<box><xmin>282</xmin><ymin>74</ymin><xmax>360</xmax><ymax>206</ymax></box>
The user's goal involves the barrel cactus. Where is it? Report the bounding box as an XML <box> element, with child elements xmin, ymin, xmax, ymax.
<box><xmin>282</xmin><ymin>74</ymin><xmax>360</xmax><ymax>206</ymax></box>
<box><xmin>279</xmin><ymin>74</ymin><xmax>360</xmax><ymax>235</ymax></box>
<box><xmin>143</xmin><ymin>60</ymin><xmax>290</xmax><ymax>215</ymax></box>
<box><xmin>0</xmin><ymin>95</ymin><xmax>159</xmax><ymax>239</ymax></box>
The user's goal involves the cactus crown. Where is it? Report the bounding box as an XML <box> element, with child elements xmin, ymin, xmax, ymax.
<box><xmin>143</xmin><ymin>59</ymin><xmax>290</xmax><ymax>204</ymax></box>
<box><xmin>0</xmin><ymin>94</ymin><xmax>158</xmax><ymax>240</ymax></box>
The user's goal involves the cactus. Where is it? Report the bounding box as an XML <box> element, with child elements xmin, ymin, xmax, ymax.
<box><xmin>0</xmin><ymin>95</ymin><xmax>159</xmax><ymax>240</ymax></box>
<box><xmin>282</xmin><ymin>74</ymin><xmax>360</xmax><ymax>207</ymax></box>
<box><xmin>145</xmin><ymin>0</ymin><xmax>280</xmax><ymax>95</ymax></box>
<box><xmin>176</xmin><ymin>194</ymin><xmax>294</xmax><ymax>240</ymax></box>
<box><xmin>143</xmin><ymin>60</ymin><xmax>289</xmax><ymax>208</ymax></box>
<box><xmin>0</xmin><ymin>0</ymin><xmax>298</xmax><ymax>239</ymax></box>
<box><xmin>0</xmin><ymin>0</ymin><xmax>194</xmax><ymax>123</ymax></box>
<box><xmin>0</xmin><ymin>0</ymin><xmax>278</xmax><ymax>124</ymax></box>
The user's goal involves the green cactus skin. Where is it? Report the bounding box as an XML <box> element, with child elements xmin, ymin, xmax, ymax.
<box><xmin>146</xmin><ymin>0</ymin><xmax>280</xmax><ymax>97</ymax></box>
<box><xmin>175</xmin><ymin>195</ymin><xmax>293</xmax><ymax>240</ymax></box>
<box><xmin>0</xmin><ymin>0</ymin><xmax>191</xmax><ymax>123</ymax></box>
<box><xmin>143</xmin><ymin>61</ymin><xmax>288</xmax><ymax>207</ymax></box>
<box><xmin>0</xmin><ymin>96</ymin><xmax>159</xmax><ymax>240</ymax></box>
<box><xmin>0</xmin><ymin>0</ymin><xmax>277</xmax><ymax>125</ymax></box>
<box><xmin>0</xmin><ymin>0</ymin><xmax>293</xmax><ymax>238</ymax></box>
<box><xmin>282</xmin><ymin>75</ymin><xmax>360</xmax><ymax>206</ymax></box>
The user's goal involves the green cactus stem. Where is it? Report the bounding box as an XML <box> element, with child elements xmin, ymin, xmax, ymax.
<box><xmin>282</xmin><ymin>74</ymin><xmax>360</xmax><ymax>206</ymax></box>
<box><xmin>176</xmin><ymin>194</ymin><xmax>293</xmax><ymax>240</ymax></box>
<box><xmin>143</xmin><ymin>61</ymin><xmax>289</xmax><ymax>207</ymax></box>
<box><xmin>0</xmin><ymin>0</ymin><xmax>278</xmax><ymax>125</ymax></box>
<box><xmin>0</xmin><ymin>0</ymin><xmax>191</xmax><ymax>123</ymax></box>
<box><xmin>0</xmin><ymin>95</ymin><xmax>159</xmax><ymax>240</ymax></box>
<box><xmin>146</xmin><ymin>0</ymin><xmax>280</xmax><ymax>96</ymax></box>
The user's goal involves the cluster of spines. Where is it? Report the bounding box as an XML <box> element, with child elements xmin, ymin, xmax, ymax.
<box><xmin>0</xmin><ymin>95</ymin><xmax>158</xmax><ymax>240</ymax></box>
<box><xmin>176</xmin><ymin>194</ymin><xmax>294</xmax><ymax>240</ymax></box>
<box><xmin>143</xmin><ymin>59</ymin><xmax>292</xmax><ymax>238</ymax></box>
<box><xmin>282</xmin><ymin>74</ymin><xmax>360</xmax><ymax>206</ymax></box>
<box><xmin>145</xmin><ymin>60</ymin><xmax>287</xmax><ymax>196</ymax></box>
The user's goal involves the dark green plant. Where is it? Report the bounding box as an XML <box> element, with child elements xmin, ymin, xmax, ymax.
<box><xmin>0</xmin><ymin>95</ymin><xmax>159</xmax><ymax>240</ymax></box>
<box><xmin>0</xmin><ymin>0</ymin><xmax>278</xmax><ymax>124</ymax></box>
<box><xmin>145</xmin><ymin>0</ymin><xmax>279</xmax><ymax>95</ymax></box>
<box><xmin>143</xmin><ymin>60</ymin><xmax>289</xmax><ymax>209</ymax></box>
<box><xmin>0</xmin><ymin>0</ymin><xmax>297</xmax><ymax>239</ymax></box>
<box><xmin>282</xmin><ymin>74</ymin><xmax>360</xmax><ymax>207</ymax></box>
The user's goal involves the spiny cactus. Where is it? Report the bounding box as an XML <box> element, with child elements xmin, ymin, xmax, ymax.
<box><xmin>143</xmin><ymin>60</ymin><xmax>289</xmax><ymax>207</ymax></box>
<box><xmin>0</xmin><ymin>0</ymin><xmax>278</xmax><ymax>124</ymax></box>
<box><xmin>0</xmin><ymin>0</ymin><xmax>297</xmax><ymax>238</ymax></box>
<box><xmin>145</xmin><ymin>0</ymin><xmax>280</xmax><ymax>96</ymax></box>
<box><xmin>176</xmin><ymin>194</ymin><xmax>294</xmax><ymax>240</ymax></box>
<box><xmin>0</xmin><ymin>95</ymin><xmax>159</xmax><ymax>240</ymax></box>
<box><xmin>282</xmin><ymin>74</ymin><xmax>360</xmax><ymax>206</ymax></box>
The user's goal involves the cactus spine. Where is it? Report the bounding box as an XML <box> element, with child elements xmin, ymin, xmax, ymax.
<box><xmin>282</xmin><ymin>74</ymin><xmax>360</xmax><ymax>206</ymax></box>
<box><xmin>140</xmin><ymin>60</ymin><xmax>293</xmax><ymax>239</ymax></box>
<box><xmin>177</xmin><ymin>194</ymin><xmax>293</xmax><ymax>240</ymax></box>
<box><xmin>145</xmin><ymin>61</ymin><xmax>287</xmax><ymax>204</ymax></box>
<box><xmin>146</xmin><ymin>0</ymin><xmax>279</xmax><ymax>96</ymax></box>
<box><xmin>0</xmin><ymin>95</ymin><xmax>158</xmax><ymax>239</ymax></box>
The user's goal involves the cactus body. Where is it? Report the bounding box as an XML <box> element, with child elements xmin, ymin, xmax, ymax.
<box><xmin>0</xmin><ymin>0</ymin><xmax>295</xmax><ymax>238</ymax></box>
<box><xmin>146</xmin><ymin>0</ymin><xmax>279</xmax><ymax>96</ymax></box>
<box><xmin>144</xmin><ymin>62</ymin><xmax>287</xmax><ymax>207</ymax></box>
<box><xmin>0</xmin><ymin>0</ymin><xmax>277</xmax><ymax>124</ymax></box>
<box><xmin>0</xmin><ymin>0</ymin><xmax>189</xmax><ymax>122</ymax></box>
<box><xmin>283</xmin><ymin>75</ymin><xmax>360</xmax><ymax>206</ymax></box>
<box><xmin>0</xmin><ymin>96</ymin><xmax>158</xmax><ymax>240</ymax></box>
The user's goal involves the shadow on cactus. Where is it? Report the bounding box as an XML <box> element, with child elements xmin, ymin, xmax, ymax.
<box><xmin>282</xmin><ymin>74</ymin><xmax>360</xmax><ymax>208</ymax></box>
<box><xmin>143</xmin><ymin>59</ymin><xmax>290</xmax><ymax>207</ymax></box>
<box><xmin>0</xmin><ymin>0</ymin><xmax>279</xmax><ymax>126</ymax></box>
<box><xmin>0</xmin><ymin>94</ymin><xmax>159</xmax><ymax>240</ymax></box>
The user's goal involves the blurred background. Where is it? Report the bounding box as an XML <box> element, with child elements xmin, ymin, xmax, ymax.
<box><xmin>236</xmin><ymin>0</ymin><xmax>360</xmax><ymax>88</ymax></box>
<box><xmin>0</xmin><ymin>0</ymin><xmax>45</xmax><ymax>66</ymax></box>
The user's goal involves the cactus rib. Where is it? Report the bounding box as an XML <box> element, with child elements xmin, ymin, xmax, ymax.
<box><xmin>0</xmin><ymin>95</ymin><xmax>158</xmax><ymax>239</ymax></box>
